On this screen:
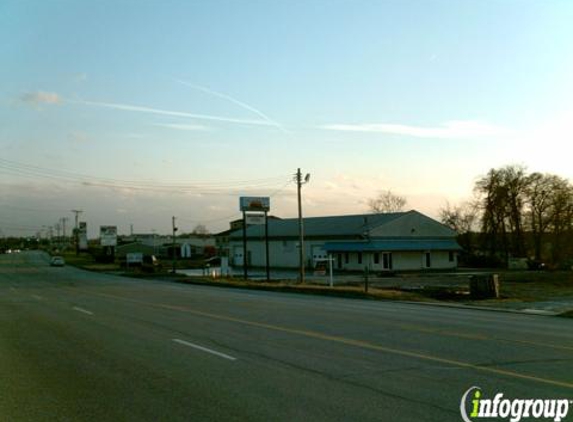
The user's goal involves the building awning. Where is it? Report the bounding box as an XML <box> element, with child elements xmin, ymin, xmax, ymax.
<box><xmin>323</xmin><ymin>239</ymin><xmax>462</xmax><ymax>252</ymax></box>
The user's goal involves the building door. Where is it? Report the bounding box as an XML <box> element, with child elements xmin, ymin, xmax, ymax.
<box><xmin>424</xmin><ymin>251</ymin><xmax>431</xmax><ymax>268</ymax></box>
<box><xmin>382</xmin><ymin>252</ymin><xmax>393</xmax><ymax>270</ymax></box>
<box><xmin>337</xmin><ymin>253</ymin><xmax>343</xmax><ymax>269</ymax></box>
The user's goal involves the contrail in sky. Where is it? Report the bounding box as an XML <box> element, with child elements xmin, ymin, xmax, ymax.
<box><xmin>68</xmin><ymin>98</ymin><xmax>273</xmax><ymax>127</ymax></box>
<box><xmin>174</xmin><ymin>79</ymin><xmax>289</xmax><ymax>133</ymax></box>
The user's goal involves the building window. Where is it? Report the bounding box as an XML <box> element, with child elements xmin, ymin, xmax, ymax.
<box><xmin>344</xmin><ymin>252</ymin><xmax>349</xmax><ymax>264</ymax></box>
<box><xmin>374</xmin><ymin>252</ymin><xmax>380</xmax><ymax>264</ymax></box>
<box><xmin>357</xmin><ymin>252</ymin><xmax>362</xmax><ymax>264</ymax></box>
<box><xmin>449</xmin><ymin>251</ymin><xmax>455</xmax><ymax>262</ymax></box>
<box><xmin>425</xmin><ymin>252</ymin><xmax>431</xmax><ymax>268</ymax></box>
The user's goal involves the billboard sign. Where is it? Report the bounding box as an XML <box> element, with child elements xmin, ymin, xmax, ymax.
<box><xmin>126</xmin><ymin>252</ymin><xmax>143</xmax><ymax>265</ymax></box>
<box><xmin>100</xmin><ymin>225</ymin><xmax>117</xmax><ymax>247</ymax></box>
<box><xmin>78</xmin><ymin>222</ymin><xmax>88</xmax><ymax>250</ymax></box>
<box><xmin>245</xmin><ymin>214</ymin><xmax>266</xmax><ymax>225</ymax></box>
<box><xmin>240</xmin><ymin>196</ymin><xmax>270</xmax><ymax>212</ymax></box>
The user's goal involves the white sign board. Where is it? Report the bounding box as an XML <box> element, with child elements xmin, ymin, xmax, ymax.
<box><xmin>246</xmin><ymin>214</ymin><xmax>266</xmax><ymax>225</ymax></box>
<box><xmin>79</xmin><ymin>222</ymin><xmax>88</xmax><ymax>250</ymax></box>
<box><xmin>240</xmin><ymin>196</ymin><xmax>270</xmax><ymax>212</ymax></box>
<box><xmin>126</xmin><ymin>252</ymin><xmax>143</xmax><ymax>264</ymax></box>
<box><xmin>100</xmin><ymin>225</ymin><xmax>117</xmax><ymax>247</ymax></box>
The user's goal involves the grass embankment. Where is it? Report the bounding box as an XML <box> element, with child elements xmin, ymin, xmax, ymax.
<box><xmin>60</xmin><ymin>252</ymin><xmax>573</xmax><ymax>311</ymax></box>
<box><xmin>163</xmin><ymin>274</ymin><xmax>427</xmax><ymax>302</ymax></box>
<box><xmin>59</xmin><ymin>252</ymin><xmax>120</xmax><ymax>272</ymax></box>
<box><xmin>498</xmin><ymin>271</ymin><xmax>573</xmax><ymax>301</ymax></box>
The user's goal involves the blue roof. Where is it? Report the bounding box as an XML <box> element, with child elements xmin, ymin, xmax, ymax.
<box><xmin>229</xmin><ymin>212</ymin><xmax>406</xmax><ymax>239</ymax></box>
<box><xmin>323</xmin><ymin>239</ymin><xmax>462</xmax><ymax>252</ymax></box>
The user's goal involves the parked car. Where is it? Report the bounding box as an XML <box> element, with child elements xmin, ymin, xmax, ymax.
<box><xmin>50</xmin><ymin>256</ymin><xmax>65</xmax><ymax>267</ymax></box>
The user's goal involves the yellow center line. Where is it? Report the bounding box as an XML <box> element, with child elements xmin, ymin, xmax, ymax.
<box><xmin>84</xmin><ymin>290</ymin><xmax>573</xmax><ymax>390</ymax></box>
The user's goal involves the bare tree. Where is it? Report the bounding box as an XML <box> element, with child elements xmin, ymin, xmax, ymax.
<box><xmin>475</xmin><ymin>165</ymin><xmax>528</xmax><ymax>260</ymax></box>
<box><xmin>525</xmin><ymin>173</ymin><xmax>573</xmax><ymax>262</ymax></box>
<box><xmin>524</xmin><ymin>173</ymin><xmax>557</xmax><ymax>261</ymax></box>
<box><xmin>545</xmin><ymin>179</ymin><xmax>573</xmax><ymax>265</ymax></box>
<box><xmin>192</xmin><ymin>224</ymin><xmax>210</xmax><ymax>237</ymax></box>
<box><xmin>368</xmin><ymin>190</ymin><xmax>407</xmax><ymax>213</ymax></box>
<box><xmin>439</xmin><ymin>201</ymin><xmax>479</xmax><ymax>233</ymax></box>
<box><xmin>439</xmin><ymin>200</ymin><xmax>480</xmax><ymax>253</ymax></box>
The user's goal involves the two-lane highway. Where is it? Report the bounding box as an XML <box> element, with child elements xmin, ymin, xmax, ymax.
<box><xmin>1</xmin><ymin>251</ymin><xmax>572</xmax><ymax>421</ymax></box>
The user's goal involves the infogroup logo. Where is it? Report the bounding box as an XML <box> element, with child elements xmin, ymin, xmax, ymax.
<box><xmin>460</xmin><ymin>386</ymin><xmax>571</xmax><ymax>422</ymax></box>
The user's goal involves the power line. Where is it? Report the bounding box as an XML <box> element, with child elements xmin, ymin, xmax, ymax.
<box><xmin>0</xmin><ymin>158</ymin><xmax>292</xmax><ymax>193</ymax></box>
<box><xmin>0</xmin><ymin>204</ymin><xmax>71</xmax><ymax>213</ymax></box>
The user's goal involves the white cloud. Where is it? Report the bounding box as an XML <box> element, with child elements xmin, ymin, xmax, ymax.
<box><xmin>175</xmin><ymin>79</ymin><xmax>289</xmax><ymax>133</ymax></box>
<box><xmin>321</xmin><ymin>120</ymin><xmax>509</xmax><ymax>139</ymax></box>
<box><xmin>19</xmin><ymin>91</ymin><xmax>62</xmax><ymax>106</ymax></box>
<box><xmin>71</xmin><ymin>99</ymin><xmax>275</xmax><ymax>127</ymax></box>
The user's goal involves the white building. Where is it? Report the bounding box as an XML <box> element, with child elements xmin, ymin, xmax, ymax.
<box><xmin>228</xmin><ymin>210</ymin><xmax>461</xmax><ymax>272</ymax></box>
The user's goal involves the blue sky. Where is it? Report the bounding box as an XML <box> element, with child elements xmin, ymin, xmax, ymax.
<box><xmin>1</xmin><ymin>0</ymin><xmax>572</xmax><ymax>236</ymax></box>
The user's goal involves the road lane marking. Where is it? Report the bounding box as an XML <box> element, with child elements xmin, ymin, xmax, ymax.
<box><xmin>81</xmin><ymin>291</ymin><xmax>573</xmax><ymax>390</ymax></box>
<box><xmin>72</xmin><ymin>306</ymin><xmax>94</xmax><ymax>316</ymax></box>
<box><xmin>172</xmin><ymin>339</ymin><xmax>237</xmax><ymax>361</ymax></box>
<box><xmin>31</xmin><ymin>294</ymin><xmax>43</xmax><ymax>300</ymax></box>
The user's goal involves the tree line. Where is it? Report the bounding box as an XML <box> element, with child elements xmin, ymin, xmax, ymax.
<box><xmin>368</xmin><ymin>165</ymin><xmax>573</xmax><ymax>268</ymax></box>
<box><xmin>441</xmin><ymin>165</ymin><xmax>573</xmax><ymax>268</ymax></box>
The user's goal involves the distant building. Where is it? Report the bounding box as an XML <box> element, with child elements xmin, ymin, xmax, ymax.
<box><xmin>215</xmin><ymin>216</ymin><xmax>281</xmax><ymax>258</ymax></box>
<box><xmin>227</xmin><ymin>210</ymin><xmax>461</xmax><ymax>271</ymax></box>
<box><xmin>119</xmin><ymin>233</ymin><xmax>215</xmax><ymax>259</ymax></box>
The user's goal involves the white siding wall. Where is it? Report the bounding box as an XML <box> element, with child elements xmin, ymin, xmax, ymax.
<box><xmin>392</xmin><ymin>251</ymin><xmax>457</xmax><ymax>270</ymax></box>
<box><xmin>431</xmin><ymin>251</ymin><xmax>457</xmax><ymax>269</ymax></box>
<box><xmin>230</xmin><ymin>239</ymin><xmax>458</xmax><ymax>270</ymax></box>
<box><xmin>230</xmin><ymin>239</ymin><xmax>326</xmax><ymax>268</ymax></box>
<box><xmin>393</xmin><ymin>252</ymin><xmax>423</xmax><ymax>271</ymax></box>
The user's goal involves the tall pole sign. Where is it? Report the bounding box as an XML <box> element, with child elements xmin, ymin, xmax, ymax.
<box><xmin>240</xmin><ymin>197</ymin><xmax>271</xmax><ymax>281</ymax></box>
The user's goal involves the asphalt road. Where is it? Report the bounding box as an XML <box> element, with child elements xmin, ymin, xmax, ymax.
<box><xmin>1</xmin><ymin>251</ymin><xmax>572</xmax><ymax>421</ymax></box>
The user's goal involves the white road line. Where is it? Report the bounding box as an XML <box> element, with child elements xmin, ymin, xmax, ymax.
<box><xmin>31</xmin><ymin>294</ymin><xmax>43</xmax><ymax>300</ymax></box>
<box><xmin>172</xmin><ymin>339</ymin><xmax>237</xmax><ymax>361</ymax></box>
<box><xmin>73</xmin><ymin>306</ymin><xmax>94</xmax><ymax>316</ymax></box>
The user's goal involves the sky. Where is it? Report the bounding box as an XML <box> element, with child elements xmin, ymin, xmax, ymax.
<box><xmin>1</xmin><ymin>0</ymin><xmax>572</xmax><ymax>238</ymax></box>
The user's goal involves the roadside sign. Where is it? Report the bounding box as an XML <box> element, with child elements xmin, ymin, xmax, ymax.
<box><xmin>126</xmin><ymin>252</ymin><xmax>143</xmax><ymax>264</ymax></box>
<box><xmin>240</xmin><ymin>197</ymin><xmax>270</xmax><ymax>212</ymax></box>
<box><xmin>246</xmin><ymin>214</ymin><xmax>266</xmax><ymax>225</ymax></box>
<box><xmin>100</xmin><ymin>225</ymin><xmax>117</xmax><ymax>247</ymax></box>
<box><xmin>79</xmin><ymin>222</ymin><xmax>88</xmax><ymax>250</ymax></box>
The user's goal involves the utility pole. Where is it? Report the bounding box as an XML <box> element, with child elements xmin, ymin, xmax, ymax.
<box><xmin>242</xmin><ymin>211</ymin><xmax>248</xmax><ymax>280</ymax></box>
<box><xmin>172</xmin><ymin>216</ymin><xmax>178</xmax><ymax>274</ymax></box>
<box><xmin>61</xmin><ymin>217</ymin><xmax>69</xmax><ymax>240</ymax></box>
<box><xmin>71</xmin><ymin>210</ymin><xmax>83</xmax><ymax>255</ymax></box>
<box><xmin>71</xmin><ymin>210</ymin><xmax>83</xmax><ymax>230</ymax></box>
<box><xmin>296</xmin><ymin>168</ymin><xmax>310</xmax><ymax>284</ymax></box>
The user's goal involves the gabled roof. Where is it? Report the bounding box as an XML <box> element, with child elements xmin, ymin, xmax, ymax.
<box><xmin>229</xmin><ymin>210</ymin><xmax>452</xmax><ymax>239</ymax></box>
